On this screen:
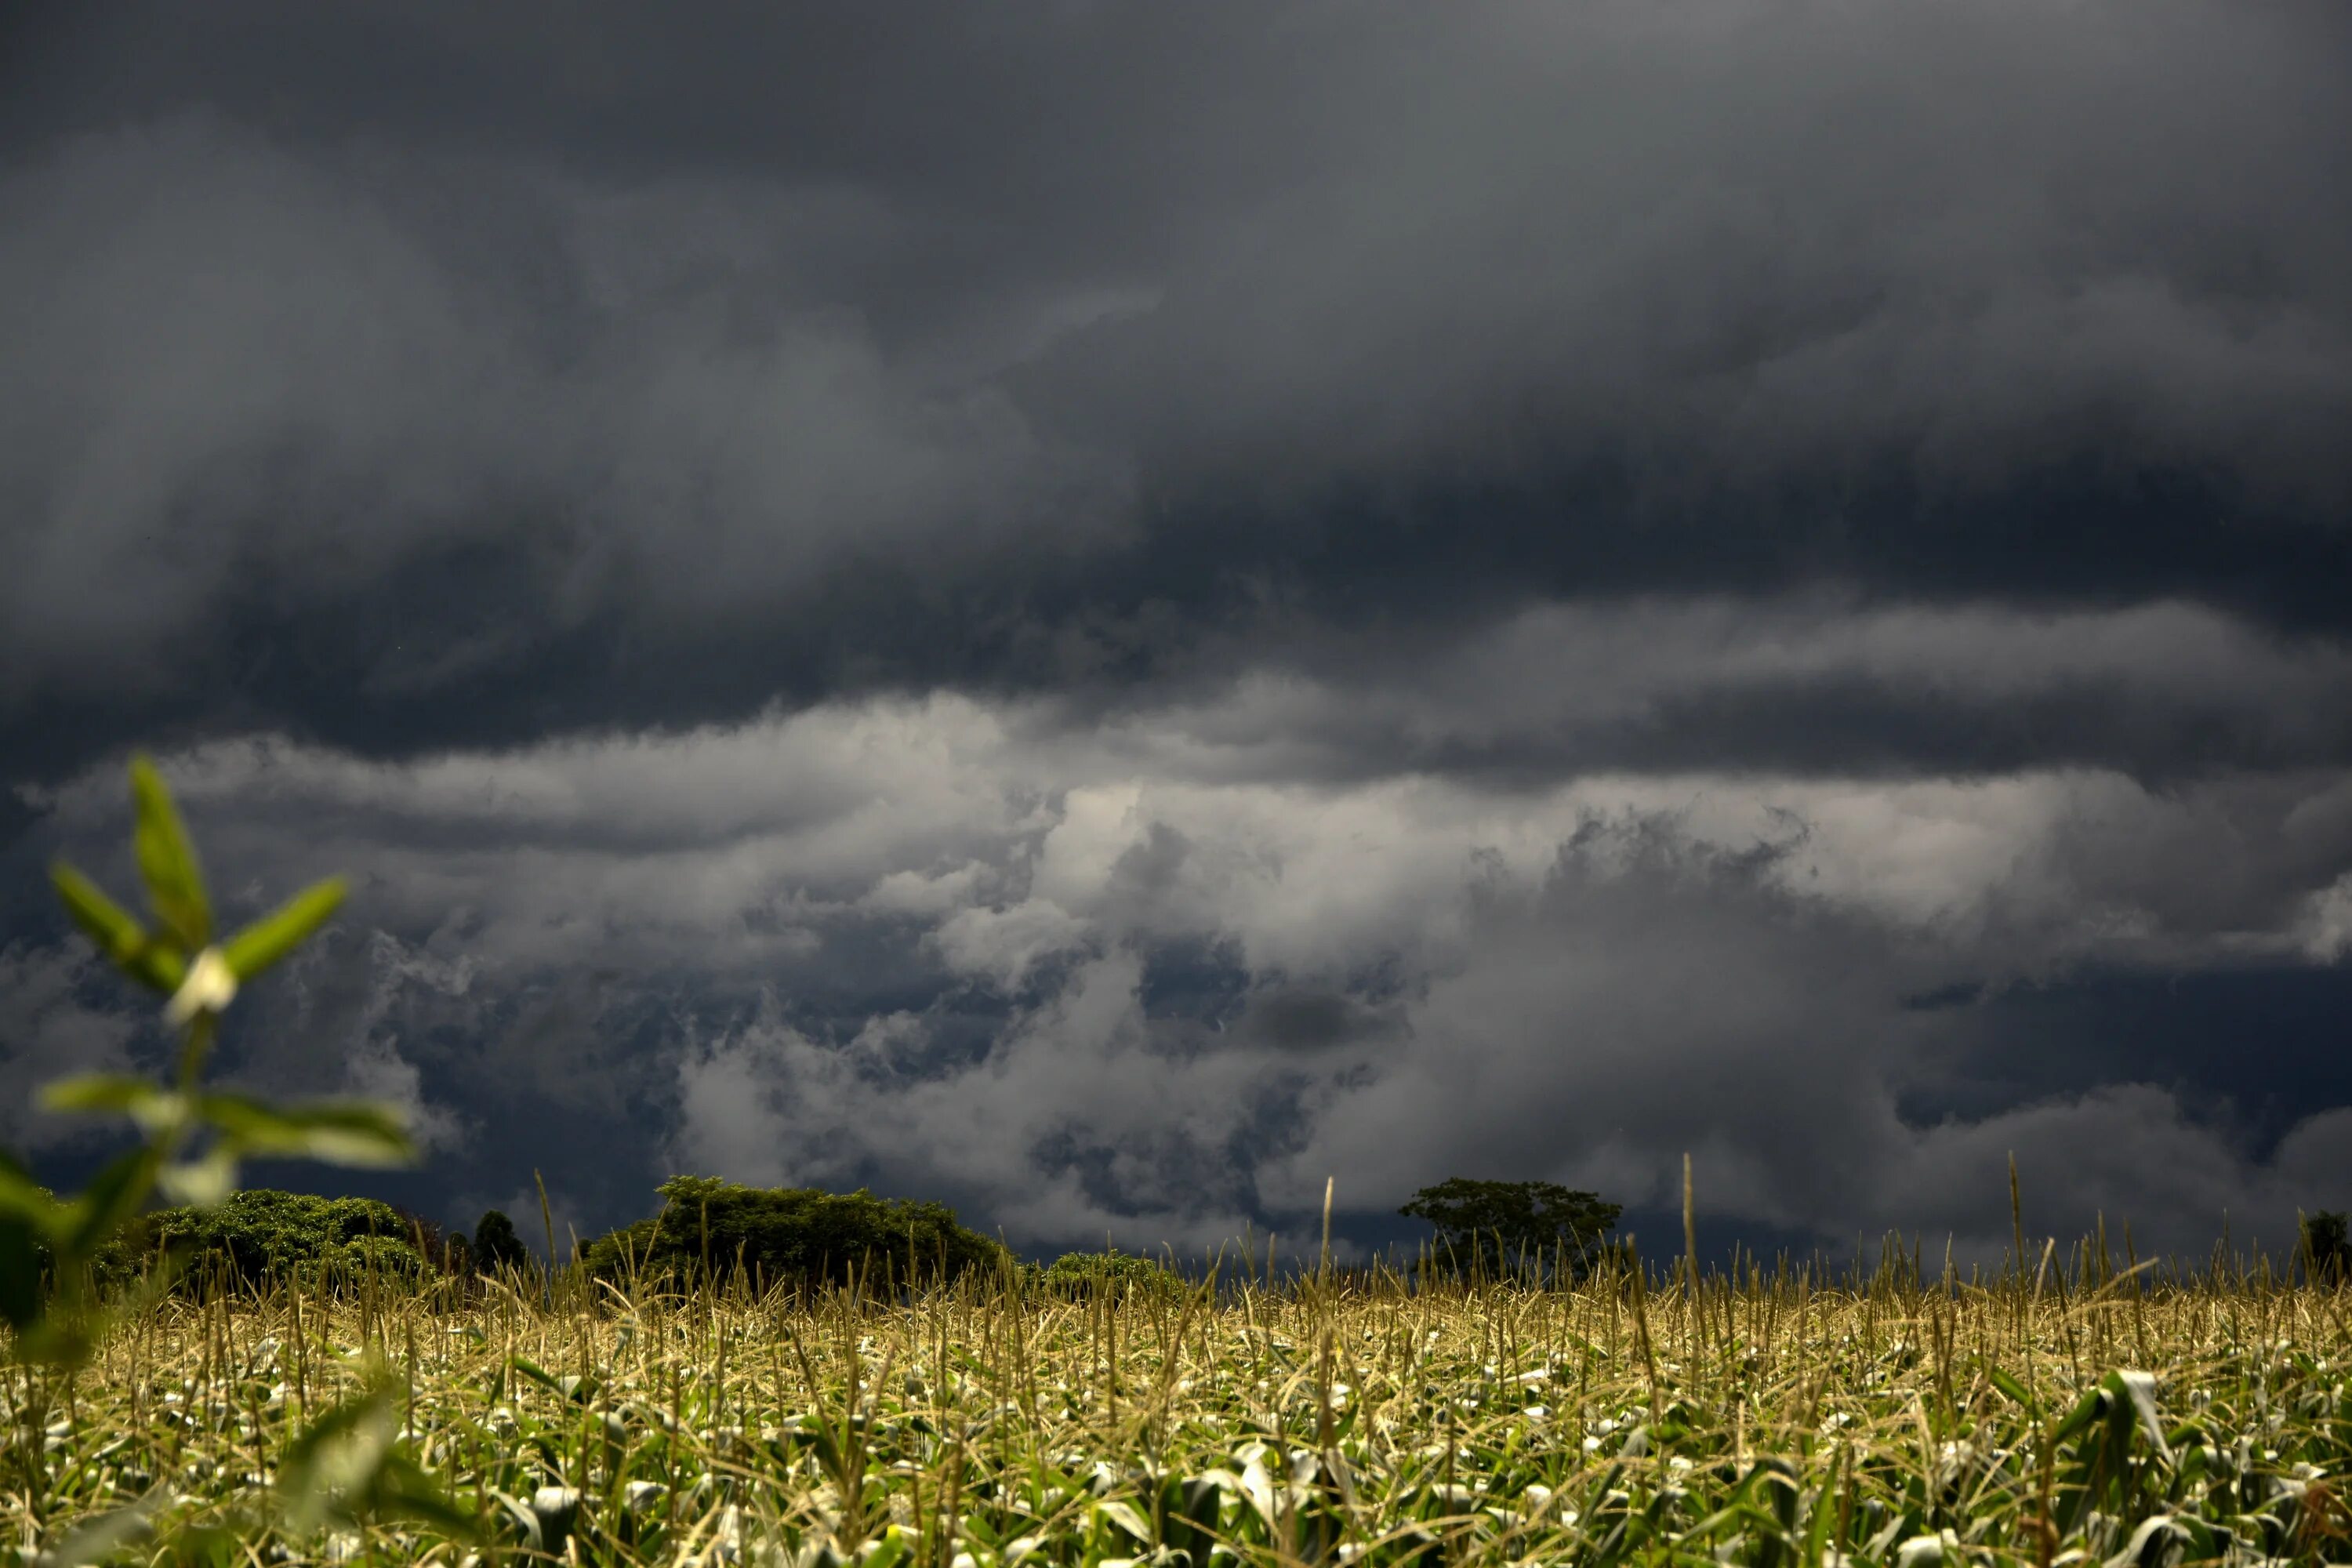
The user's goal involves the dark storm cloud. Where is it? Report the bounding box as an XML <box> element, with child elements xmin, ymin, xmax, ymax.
<box><xmin>5</xmin><ymin>2</ymin><xmax>2352</xmax><ymax>1258</ymax></box>
<box><xmin>2</xmin><ymin>0</ymin><xmax>2350</xmax><ymax>786</ymax></box>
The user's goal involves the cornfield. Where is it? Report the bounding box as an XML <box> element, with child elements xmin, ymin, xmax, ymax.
<box><xmin>9</xmin><ymin>1237</ymin><xmax>2350</xmax><ymax>1566</ymax></box>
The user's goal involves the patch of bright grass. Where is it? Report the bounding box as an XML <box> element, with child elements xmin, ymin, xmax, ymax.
<box><xmin>8</xmin><ymin>1247</ymin><xmax>2349</xmax><ymax>1566</ymax></box>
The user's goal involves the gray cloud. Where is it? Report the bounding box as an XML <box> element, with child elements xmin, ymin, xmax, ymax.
<box><xmin>1</xmin><ymin>2</ymin><xmax>2348</xmax><ymax>781</ymax></box>
<box><xmin>0</xmin><ymin>115</ymin><xmax>1128</xmax><ymax>716</ymax></box>
<box><xmin>16</xmin><ymin>698</ymin><xmax>2351</xmax><ymax>1254</ymax></box>
<box><xmin>5</xmin><ymin>2</ymin><xmax>2350</xmax><ymax>1255</ymax></box>
<box><xmin>0</xmin><ymin>945</ymin><xmax>145</xmax><ymax>1154</ymax></box>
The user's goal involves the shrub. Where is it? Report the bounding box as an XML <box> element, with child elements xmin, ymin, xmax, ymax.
<box><xmin>579</xmin><ymin>1175</ymin><xmax>1011</xmax><ymax>1293</ymax></box>
<box><xmin>1037</xmin><ymin>1247</ymin><xmax>1189</xmax><ymax>1301</ymax></box>
<box><xmin>141</xmin><ymin>1189</ymin><xmax>429</xmax><ymax>1291</ymax></box>
<box><xmin>472</xmin><ymin>1208</ymin><xmax>532</xmax><ymax>1276</ymax></box>
<box><xmin>2305</xmin><ymin>1210</ymin><xmax>2349</xmax><ymax>1287</ymax></box>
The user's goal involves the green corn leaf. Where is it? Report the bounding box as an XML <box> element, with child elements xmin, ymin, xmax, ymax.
<box><xmin>1097</xmin><ymin>1498</ymin><xmax>1152</xmax><ymax>1545</ymax></box>
<box><xmin>1801</xmin><ymin>1472</ymin><xmax>1838</xmax><ymax>1566</ymax></box>
<box><xmin>862</xmin><ymin>1527</ymin><xmax>913</xmax><ymax>1568</ymax></box>
<box><xmin>50</xmin><ymin>862</ymin><xmax>147</xmax><ymax>964</ymax></box>
<box><xmin>2052</xmin><ymin>1384</ymin><xmax>2110</xmax><ymax>1446</ymax></box>
<box><xmin>509</xmin><ymin>1356</ymin><xmax>592</xmax><ymax>1403</ymax></box>
<box><xmin>201</xmin><ymin>1093</ymin><xmax>415</xmax><ymax>1168</ymax></box>
<box><xmin>130</xmin><ymin>753</ymin><xmax>210</xmax><ymax>951</ymax></box>
<box><xmin>1986</xmin><ymin>1364</ymin><xmax>2037</xmax><ymax>1414</ymax></box>
<box><xmin>51</xmin><ymin>862</ymin><xmax>187</xmax><ymax>994</ymax></box>
<box><xmin>365</xmin><ymin>1460</ymin><xmax>483</xmax><ymax>1541</ymax></box>
<box><xmin>222</xmin><ymin>877</ymin><xmax>347</xmax><ymax>982</ymax></box>
<box><xmin>2102</xmin><ymin>1369</ymin><xmax>2172</xmax><ymax>1462</ymax></box>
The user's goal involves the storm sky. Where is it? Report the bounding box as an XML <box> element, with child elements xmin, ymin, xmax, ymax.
<box><xmin>4</xmin><ymin>1</ymin><xmax>2350</xmax><ymax>1266</ymax></box>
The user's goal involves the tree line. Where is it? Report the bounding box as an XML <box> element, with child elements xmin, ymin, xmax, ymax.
<box><xmin>42</xmin><ymin>1175</ymin><xmax>2352</xmax><ymax>1298</ymax></box>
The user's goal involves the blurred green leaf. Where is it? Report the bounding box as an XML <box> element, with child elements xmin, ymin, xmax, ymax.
<box><xmin>0</xmin><ymin>1145</ymin><xmax>65</xmax><ymax>1231</ymax></box>
<box><xmin>42</xmin><ymin>1073</ymin><xmax>186</xmax><ymax>1134</ymax></box>
<box><xmin>51</xmin><ymin>861</ymin><xmax>186</xmax><ymax>994</ymax></box>
<box><xmin>49</xmin><ymin>862</ymin><xmax>147</xmax><ymax>964</ymax></box>
<box><xmin>201</xmin><ymin>1094</ymin><xmax>415</xmax><ymax>1168</ymax></box>
<box><xmin>131</xmin><ymin>753</ymin><xmax>210</xmax><ymax>951</ymax></box>
<box><xmin>156</xmin><ymin>1147</ymin><xmax>241</xmax><ymax>1208</ymax></box>
<box><xmin>277</xmin><ymin>1383</ymin><xmax>399</xmax><ymax>1534</ymax></box>
<box><xmin>27</xmin><ymin>1493</ymin><xmax>165</xmax><ymax>1567</ymax></box>
<box><xmin>278</xmin><ymin>1381</ymin><xmax>478</xmax><ymax>1541</ymax></box>
<box><xmin>221</xmin><ymin>877</ymin><xmax>346</xmax><ymax>982</ymax></box>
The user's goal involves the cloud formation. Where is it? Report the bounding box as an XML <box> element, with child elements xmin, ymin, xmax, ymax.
<box><xmin>3</xmin><ymin>1</ymin><xmax>2350</xmax><ymax>1260</ymax></box>
<box><xmin>17</xmin><ymin>667</ymin><xmax>2352</xmax><ymax>1257</ymax></box>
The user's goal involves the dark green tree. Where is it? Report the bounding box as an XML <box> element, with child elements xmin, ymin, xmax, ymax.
<box><xmin>2304</xmin><ymin>1210</ymin><xmax>2349</xmax><ymax>1287</ymax></box>
<box><xmin>471</xmin><ymin>1209</ymin><xmax>531</xmax><ymax>1275</ymax></box>
<box><xmin>1399</xmin><ymin>1178</ymin><xmax>1623</xmax><ymax>1282</ymax></box>
<box><xmin>579</xmin><ymin>1176</ymin><xmax>1009</xmax><ymax>1292</ymax></box>
<box><xmin>143</xmin><ymin>1189</ymin><xmax>426</xmax><ymax>1290</ymax></box>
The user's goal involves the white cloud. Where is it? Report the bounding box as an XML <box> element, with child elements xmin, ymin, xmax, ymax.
<box><xmin>2298</xmin><ymin>872</ymin><xmax>2352</xmax><ymax>962</ymax></box>
<box><xmin>20</xmin><ymin>612</ymin><xmax>2352</xmax><ymax>1249</ymax></box>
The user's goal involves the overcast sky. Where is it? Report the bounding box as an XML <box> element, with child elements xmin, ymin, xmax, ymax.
<box><xmin>4</xmin><ymin>0</ymin><xmax>2350</xmax><ymax>1267</ymax></box>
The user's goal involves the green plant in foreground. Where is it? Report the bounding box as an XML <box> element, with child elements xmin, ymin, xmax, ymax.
<box><xmin>0</xmin><ymin>753</ymin><xmax>466</xmax><ymax>1553</ymax></box>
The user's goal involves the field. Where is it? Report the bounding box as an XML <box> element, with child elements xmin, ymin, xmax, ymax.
<box><xmin>9</xmin><ymin>1248</ymin><xmax>2350</xmax><ymax>1567</ymax></box>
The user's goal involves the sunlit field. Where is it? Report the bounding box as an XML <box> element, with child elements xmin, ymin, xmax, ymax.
<box><xmin>11</xmin><ymin>1243</ymin><xmax>2349</xmax><ymax>1567</ymax></box>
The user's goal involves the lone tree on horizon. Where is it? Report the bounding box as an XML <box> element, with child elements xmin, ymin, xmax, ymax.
<box><xmin>2307</xmin><ymin>1210</ymin><xmax>2349</xmax><ymax>1287</ymax></box>
<box><xmin>472</xmin><ymin>1209</ymin><xmax>531</xmax><ymax>1276</ymax></box>
<box><xmin>1400</xmin><ymin>1177</ymin><xmax>1622</xmax><ymax>1282</ymax></box>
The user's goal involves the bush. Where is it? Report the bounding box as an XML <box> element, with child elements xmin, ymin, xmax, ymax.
<box><xmin>472</xmin><ymin>1208</ymin><xmax>532</xmax><ymax>1276</ymax></box>
<box><xmin>1036</xmin><ymin>1247</ymin><xmax>1189</xmax><ymax>1301</ymax></box>
<box><xmin>140</xmin><ymin>1189</ymin><xmax>429</xmax><ymax>1291</ymax></box>
<box><xmin>579</xmin><ymin>1175</ymin><xmax>1011</xmax><ymax>1293</ymax></box>
<box><xmin>2305</xmin><ymin>1210</ymin><xmax>2349</xmax><ymax>1287</ymax></box>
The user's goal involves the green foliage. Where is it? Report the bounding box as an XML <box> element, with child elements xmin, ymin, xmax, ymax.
<box><xmin>142</xmin><ymin>1189</ymin><xmax>428</xmax><ymax>1290</ymax></box>
<box><xmin>5</xmin><ymin>753</ymin><xmax>408</xmax><ymax>1363</ymax></box>
<box><xmin>472</xmin><ymin>1207</ymin><xmax>532</xmax><ymax>1274</ymax></box>
<box><xmin>0</xmin><ymin>751</ymin><xmax>462</xmax><ymax>1553</ymax></box>
<box><xmin>579</xmin><ymin>1175</ymin><xmax>1010</xmax><ymax>1291</ymax></box>
<box><xmin>2304</xmin><ymin>1209</ymin><xmax>2349</xmax><ymax>1285</ymax></box>
<box><xmin>25</xmin><ymin>1249</ymin><xmax>2352</xmax><ymax>1568</ymax></box>
<box><xmin>1399</xmin><ymin>1176</ymin><xmax>1623</xmax><ymax>1281</ymax></box>
<box><xmin>1037</xmin><ymin>1247</ymin><xmax>1189</xmax><ymax>1300</ymax></box>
